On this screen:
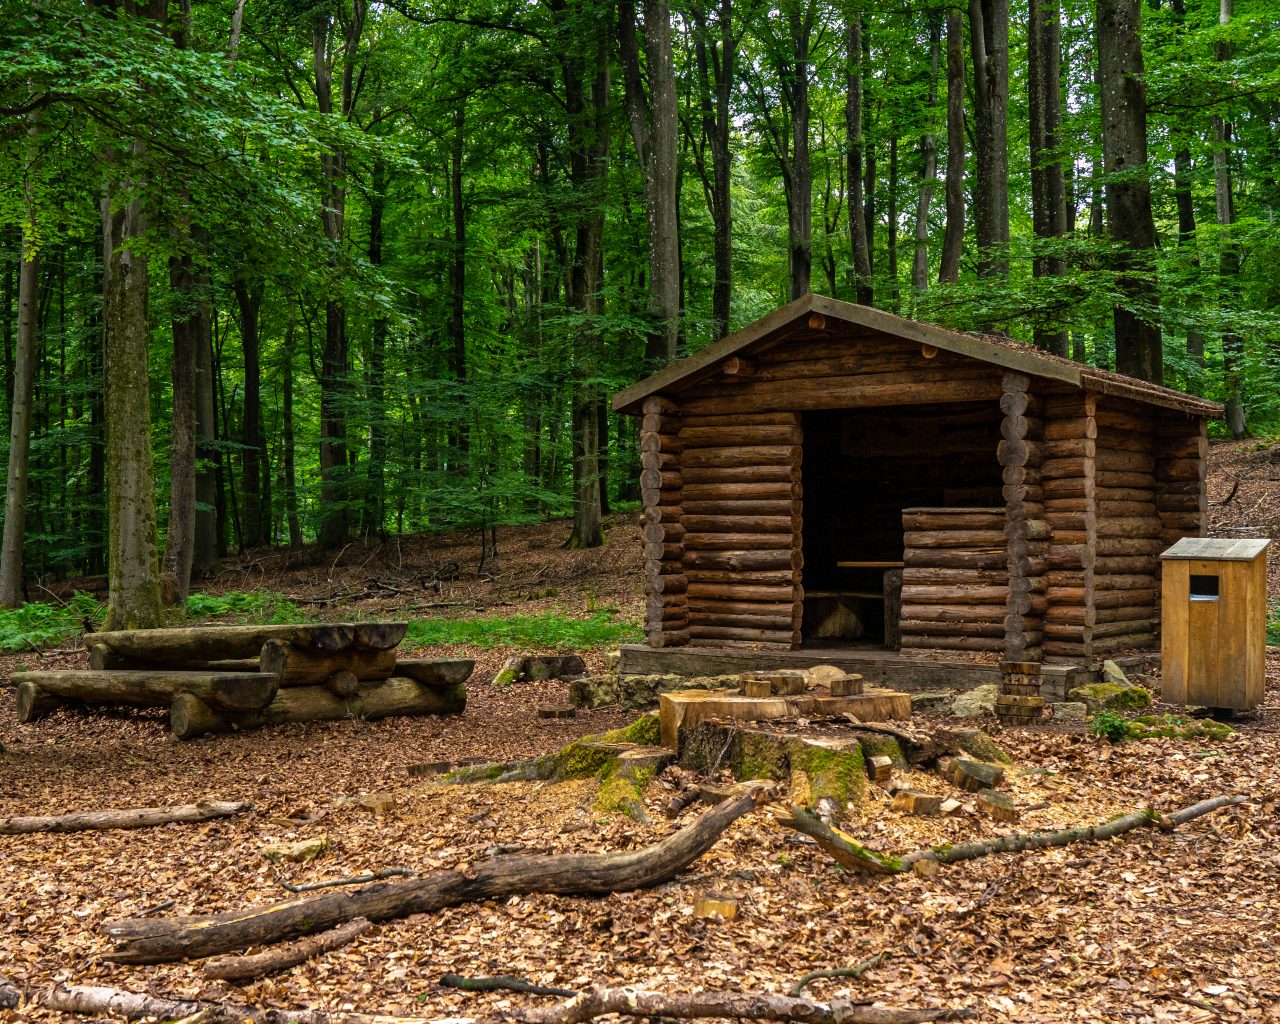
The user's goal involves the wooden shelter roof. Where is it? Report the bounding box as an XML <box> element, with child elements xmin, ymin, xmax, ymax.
<box><xmin>613</xmin><ymin>293</ymin><xmax>1225</xmax><ymax>418</ymax></box>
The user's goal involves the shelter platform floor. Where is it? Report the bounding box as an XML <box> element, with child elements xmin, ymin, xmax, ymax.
<box><xmin>617</xmin><ymin>643</ymin><xmax>1158</xmax><ymax>702</ymax></box>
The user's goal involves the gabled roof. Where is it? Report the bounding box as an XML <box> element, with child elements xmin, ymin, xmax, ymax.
<box><xmin>612</xmin><ymin>293</ymin><xmax>1224</xmax><ymax>418</ymax></box>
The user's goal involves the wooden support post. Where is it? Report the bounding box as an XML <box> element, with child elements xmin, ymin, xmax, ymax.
<box><xmin>642</xmin><ymin>396</ymin><xmax>688</xmax><ymax>648</ymax></box>
<box><xmin>999</xmin><ymin>373</ymin><xmax>1046</xmax><ymax>663</ymax></box>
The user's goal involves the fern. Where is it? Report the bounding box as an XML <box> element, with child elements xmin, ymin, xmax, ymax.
<box><xmin>405</xmin><ymin>611</ymin><xmax>640</xmax><ymax>650</ymax></box>
<box><xmin>185</xmin><ymin>591</ymin><xmax>309</xmax><ymax>625</ymax></box>
<box><xmin>0</xmin><ymin>593</ymin><xmax>102</xmax><ymax>652</ymax></box>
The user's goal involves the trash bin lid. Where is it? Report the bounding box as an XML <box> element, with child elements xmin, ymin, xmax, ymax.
<box><xmin>1160</xmin><ymin>537</ymin><xmax>1270</xmax><ymax>561</ymax></box>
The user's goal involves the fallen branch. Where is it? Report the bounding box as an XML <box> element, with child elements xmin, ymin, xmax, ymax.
<box><xmin>282</xmin><ymin>868</ymin><xmax>415</xmax><ymax>893</ymax></box>
<box><xmin>0</xmin><ymin>800</ymin><xmax>250</xmax><ymax>835</ymax></box>
<box><xmin>203</xmin><ymin>917</ymin><xmax>372</xmax><ymax>981</ymax></box>
<box><xmin>0</xmin><ymin>980</ymin><xmax>428</xmax><ymax>1023</ymax></box>
<box><xmin>518</xmin><ymin>986</ymin><xmax>973</xmax><ymax>1024</ymax></box>
<box><xmin>104</xmin><ymin>792</ymin><xmax>762</xmax><ymax>963</ymax></box>
<box><xmin>789</xmin><ymin>952</ymin><xmax>895</xmax><ymax>997</ymax></box>
<box><xmin>775</xmin><ymin>795</ymin><xmax>1248</xmax><ymax>875</ymax></box>
<box><xmin>441</xmin><ymin>973</ymin><xmax>577</xmax><ymax>997</ymax></box>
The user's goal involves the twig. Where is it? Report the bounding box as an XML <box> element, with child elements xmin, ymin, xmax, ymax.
<box><xmin>138</xmin><ymin>899</ymin><xmax>176</xmax><ymax>917</ymax></box>
<box><xmin>281</xmin><ymin>868</ymin><xmax>415</xmax><ymax>893</ymax></box>
<box><xmin>789</xmin><ymin>951</ymin><xmax>895</xmax><ymax>997</ymax></box>
<box><xmin>441</xmin><ymin>974</ymin><xmax>577</xmax><ymax>998</ymax></box>
<box><xmin>202</xmin><ymin>918</ymin><xmax>372</xmax><ymax>981</ymax></box>
<box><xmin>1220</xmin><ymin>478</ymin><xmax>1241</xmax><ymax>506</ymax></box>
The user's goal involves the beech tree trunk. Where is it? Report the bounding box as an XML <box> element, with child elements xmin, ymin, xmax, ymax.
<box><xmin>0</xmin><ymin>120</ymin><xmax>39</xmax><ymax>608</ymax></box>
<box><xmin>911</xmin><ymin>14</ymin><xmax>941</xmax><ymax>293</ymax></box>
<box><xmin>235</xmin><ymin>277</ymin><xmax>265</xmax><ymax>549</ymax></box>
<box><xmin>1028</xmin><ymin>0</ymin><xmax>1068</xmax><ymax>355</ymax></box>
<box><xmin>787</xmin><ymin>5</ymin><xmax>815</xmax><ymax>300</ymax></box>
<box><xmin>164</xmin><ymin>251</ymin><xmax>198</xmax><ymax>600</ymax></box>
<box><xmin>1098</xmin><ymin>0</ymin><xmax>1162</xmax><ymax>383</ymax></box>
<box><xmin>1213</xmin><ymin>0</ymin><xmax>1245</xmax><ymax>436</ymax></box>
<box><xmin>0</xmin><ymin>800</ymin><xmax>249</xmax><ymax>835</ymax></box>
<box><xmin>969</xmin><ymin>0</ymin><xmax>1010</xmax><ymax>279</ymax></box>
<box><xmin>365</xmin><ymin>154</ymin><xmax>387</xmax><ymax>536</ymax></box>
<box><xmin>619</xmin><ymin>0</ymin><xmax>681</xmax><ymax>364</ymax></box>
<box><xmin>845</xmin><ymin>8</ymin><xmax>873</xmax><ymax>304</ymax></box>
<box><xmin>939</xmin><ymin>8</ymin><xmax>965</xmax><ymax>284</ymax></box>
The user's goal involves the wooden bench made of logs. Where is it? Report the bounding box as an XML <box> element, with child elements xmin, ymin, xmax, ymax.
<box><xmin>84</xmin><ymin>622</ymin><xmax>408</xmax><ymax>666</ymax></box>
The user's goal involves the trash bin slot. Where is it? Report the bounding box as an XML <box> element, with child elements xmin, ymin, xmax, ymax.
<box><xmin>1189</xmin><ymin>574</ymin><xmax>1220</xmax><ymax>601</ymax></box>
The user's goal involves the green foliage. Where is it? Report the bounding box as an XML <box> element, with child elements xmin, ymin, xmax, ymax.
<box><xmin>0</xmin><ymin>593</ymin><xmax>101</xmax><ymax>652</ymax></box>
<box><xmin>1090</xmin><ymin>710</ymin><xmax>1133</xmax><ymax>743</ymax></box>
<box><xmin>1091</xmin><ymin>710</ymin><xmax>1236</xmax><ymax>743</ymax></box>
<box><xmin>1268</xmin><ymin>602</ymin><xmax>1280</xmax><ymax>646</ymax></box>
<box><xmin>405</xmin><ymin>611</ymin><xmax>641</xmax><ymax>651</ymax></box>
<box><xmin>184</xmin><ymin>591</ymin><xmax>309</xmax><ymax>625</ymax></box>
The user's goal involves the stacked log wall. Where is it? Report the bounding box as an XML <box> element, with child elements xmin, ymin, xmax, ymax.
<box><xmin>1153</xmin><ymin>412</ymin><xmax>1208</xmax><ymax>548</ymax></box>
<box><xmin>998</xmin><ymin>373</ymin><xmax>1049</xmax><ymax>661</ymax></box>
<box><xmin>641</xmin><ymin>396</ymin><xmax>688</xmax><ymax>647</ymax></box>
<box><xmin>1041</xmin><ymin>392</ymin><xmax>1098</xmax><ymax>659</ymax></box>
<box><xmin>1089</xmin><ymin>396</ymin><xmax>1163</xmax><ymax>654</ymax></box>
<box><xmin>677</xmin><ymin>410</ymin><xmax>803</xmax><ymax>649</ymax></box>
<box><xmin>899</xmin><ymin>506</ymin><xmax>1008</xmax><ymax>653</ymax></box>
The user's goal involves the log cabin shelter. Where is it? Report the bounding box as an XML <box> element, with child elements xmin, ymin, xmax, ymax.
<box><xmin>613</xmin><ymin>293</ymin><xmax>1224</xmax><ymax>691</ymax></box>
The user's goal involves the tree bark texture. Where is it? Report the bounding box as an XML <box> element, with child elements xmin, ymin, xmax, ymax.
<box><xmin>939</xmin><ymin>8</ymin><xmax>965</xmax><ymax>284</ymax></box>
<box><xmin>0</xmin><ymin>799</ymin><xmax>249</xmax><ymax>835</ymax></box>
<box><xmin>619</xmin><ymin>0</ymin><xmax>681</xmax><ymax>364</ymax></box>
<box><xmin>1098</xmin><ymin>0</ymin><xmax>1162</xmax><ymax>383</ymax></box>
<box><xmin>969</xmin><ymin>0</ymin><xmax>1010</xmax><ymax>278</ymax></box>
<box><xmin>845</xmin><ymin>8</ymin><xmax>873</xmax><ymax>304</ymax></box>
<box><xmin>103</xmin><ymin>793</ymin><xmax>761</xmax><ymax>962</ymax></box>
<box><xmin>911</xmin><ymin>13</ymin><xmax>941</xmax><ymax>293</ymax></box>
<box><xmin>1028</xmin><ymin>0</ymin><xmax>1068</xmax><ymax>355</ymax></box>
<box><xmin>787</xmin><ymin>5</ymin><xmax>815</xmax><ymax>300</ymax></box>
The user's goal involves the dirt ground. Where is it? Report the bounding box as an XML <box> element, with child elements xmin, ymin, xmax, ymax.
<box><xmin>1</xmin><ymin>442</ymin><xmax>1279</xmax><ymax>1023</ymax></box>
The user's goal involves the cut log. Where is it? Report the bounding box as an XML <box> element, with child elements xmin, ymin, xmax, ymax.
<box><xmin>84</xmin><ymin>624</ymin><xmax>362</xmax><ymax>662</ymax></box>
<box><xmin>11</xmin><ymin>669</ymin><xmax>279</xmax><ymax>712</ymax></box>
<box><xmin>325</xmin><ymin>671</ymin><xmax>361</xmax><ymax>698</ymax></box>
<box><xmin>948</xmin><ymin>759</ymin><xmax>1005</xmax><ymax>792</ymax></box>
<box><xmin>891</xmin><ymin>791</ymin><xmax>945</xmax><ymax>817</ymax></box>
<box><xmin>391</xmin><ymin>658</ymin><xmax>475</xmax><ymax>687</ymax></box>
<box><xmin>976</xmin><ymin>789</ymin><xmax>1019</xmax><ymax>823</ymax></box>
<box><xmin>351</xmin><ymin>623</ymin><xmax>408</xmax><ymax>650</ymax></box>
<box><xmin>102</xmin><ymin>792</ymin><xmax>763</xmax><ymax>963</ymax></box>
<box><xmin>202</xmin><ymin>917</ymin><xmax>372</xmax><ymax>981</ymax></box>
<box><xmin>260</xmin><ymin>641</ymin><xmax>397</xmax><ymax>686</ymax></box>
<box><xmin>15</xmin><ymin>680</ymin><xmax>65</xmax><ymax>722</ymax></box>
<box><xmin>170</xmin><ymin>678</ymin><xmax>467</xmax><ymax>740</ymax></box>
<box><xmin>0</xmin><ymin>800</ymin><xmax>250</xmax><ymax>835</ymax></box>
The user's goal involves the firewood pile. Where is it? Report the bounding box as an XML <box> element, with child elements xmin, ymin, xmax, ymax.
<box><xmin>12</xmin><ymin>622</ymin><xmax>472</xmax><ymax>739</ymax></box>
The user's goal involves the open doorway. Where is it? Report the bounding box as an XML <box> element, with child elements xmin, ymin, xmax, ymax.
<box><xmin>800</xmin><ymin>402</ymin><xmax>1004</xmax><ymax>645</ymax></box>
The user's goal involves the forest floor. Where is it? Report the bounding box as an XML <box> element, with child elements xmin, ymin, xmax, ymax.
<box><xmin>1</xmin><ymin>441</ymin><xmax>1279</xmax><ymax>1023</ymax></box>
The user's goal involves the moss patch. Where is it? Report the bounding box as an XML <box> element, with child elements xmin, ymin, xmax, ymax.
<box><xmin>790</xmin><ymin>742</ymin><xmax>867</xmax><ymax>813</ymax></box>
<box><xmin>594</xmin><ymin>763</ymin><xmax>657</xmax><ymax>820</ymax></box>
<box><xmin>957</xmin><ymin>730</ymin><xmax>1013</xmax><ymax>765</ymax></box>
<box><xmin>857</xmin><ymin>734</ymin><xmax>908</xmax><ymax>770</ymax></box>
<box><xmin>1128</xmin><ymin>714</ymin><xmax>1235</xmax><ymax>741</ymax></box>
<box><xmin>597</xmin><ymin>714</ymin><xmax>662</xmax><ymax>748</ymax></box>
<box><xmin>1069</xmin><ymin>682</ymin><xmax>1151</xmax><ymax>712</ymax></box>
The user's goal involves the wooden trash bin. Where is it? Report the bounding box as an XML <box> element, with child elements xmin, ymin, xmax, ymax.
<box><xmin>1160</xmin><ymin>537</ymin><xmax>1270</xmax><ymax>711</ymax></box>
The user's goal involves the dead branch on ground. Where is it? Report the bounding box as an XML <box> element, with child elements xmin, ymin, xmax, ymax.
<box><xmin>202</xmin><ymin>918</ymin><xmax>372</xmax><ymax>981</ymax></box>
<box><xmin>789</xmin><ymin>951</ymin><xmax>896</xmax><ymax>997</ymax></box>
<box><xmin>282</xmin><ymin>868</ymin><xmax>415</xmax><ymax>893</ymax></box>
<box><xmin>441</xmin><ymin>974</ymin><xmax>578</xmax><ymax>997</ymax></box>
<box><xmin>0</xmin><ymin>800</ymin><xmax>250</xmax><ymax>835</ymax></box>
<box><xmin>774</xmin><ymin>795</ymin><xmax>1248</xmax><ymax>875</ymax></box>
<box><xmin>518</xmin><ymin>986</ymin><xmax>973</xmax><ymax>1024</ymax></box>
<box><xmin>103</xmin><ymin>793</ymin><xmax>763</xmax><ymax>963</ymax></box>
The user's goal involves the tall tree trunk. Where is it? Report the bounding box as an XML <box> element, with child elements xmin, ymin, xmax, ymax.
<box><xmin>787</xmin><ymin>5</ymin><xmax>814</xmax><ymax>300</ymax></box>
<box><xmin>234</xmin><ymin>279</ymin><xmax>264</xmax><ymax>549</ymax></box>
<box><xmin>164</xmin><ymin>252</ymin><xmax>198</xmax><ymax>603</ymax></box>
<box><xmin>282</xmin><ymin>321</ymin><xmax>302</xmax><ymax>548</ymax></box>
<box><xmin>1172</xmin><ymin>145</ymin><xmax>1204</xmax><ymax>365</ymax></box>
<box><xmin>619</xmin><ymin>0</ymin><xmax>681</xmax><ymax>364</ymax></box>
<box><xmin>969</xmin><ymin>0</ymin><xmax>1010</xmax><ymax>278</ymax></box>
<box><xmin>192</xmin><ymin>270</ymin><xmax>218</xmax><ymax>576</ymax></box>
<box><xmin>1213</xmin><ymin>0</ymin><xmax>1245</xmax><ymax>435</ymax></box>
<box><xmin>1028</xmin><ymin>0</ymin><xmax>1068</xmax><ymax>354</ymax></box>
<box><xmin>939</xmin><ymin>7</ymin><xmax>965</xmax><ymax>284</ymax></box>
<box><xmin>0</xmin><ymin>126</ymin><xmax>39</xmax><ymax>608</ymax></box>
<box><xmin>912</xmin><ymin>12</ymin><xmax>941</xmax><ymax>293</ymax></box>
<box><xmin>886</xmin><ymin>134</ymin><xmax>899</xmax><ymax>312</ymax></box>
<box><xmin>364</xmin><ymin>155</ymin><xmax>387</xmax><ymax>537</ymax></box>
<box><xmin>448</xmin><ymin>103</ymin><xmax>468</xmax><ymax>460</ymax></box>
<box><xmin>845</xmin><ymin>7</ymin><xmax>872</xmax><ymax>304</ymax></box>
<box><xmin>1098</xmin><ymin>0</ymin><xmax>1162</xmax><ymax>383</ymax></box>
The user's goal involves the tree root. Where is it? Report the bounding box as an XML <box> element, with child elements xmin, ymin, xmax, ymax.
<box><xmin>0</xmin><ymin>800</ymin><xmax>250</xmax><ymax>835</ymax></box>
<box><xmin>103</xmin><ymin>792</ymin><xmax>762</xmax><ymax>963</ymax></box>
<box><xmin>775</xmin><ymin>795</ymin><xmax>1249</xmax><ymax>875</ymax></box>
<box><xmin>202</xmin><ymin>917</ymin><xmax>372</xmax><ymax>981</ymax></box>
<box><xmin>788</xmin><ymin>951</ymin><xmax>895</xmax><ymax>997</ymax></box>
<box><xmin>517</xmin><ymin>986</ymin><xmax>973</xmax><ymax>1024</ymax></box>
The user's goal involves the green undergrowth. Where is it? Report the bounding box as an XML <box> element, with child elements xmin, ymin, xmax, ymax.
<box><xmin>1091</xmin><ymin>709</ymin><xmax>1236</xmax><ymax>743</ymax></box>
<box><xmin>406</xmin><ymin>610</ymin><xmax>640</xmax><ymax>650</ymax></box>
<box><xmin>184</xmin><ymin>591</ymin><xmax>309</xmax><ymax>625</ymax></box>
<box><xmin>0</xmin><ymin>592</ymin><xmax>101</xmax><ymax>652</ymax></box>
<box><xmin>1268</xmin><ymin>602</ymin><xmax>1280</xmax><ymax>646</ymax></box>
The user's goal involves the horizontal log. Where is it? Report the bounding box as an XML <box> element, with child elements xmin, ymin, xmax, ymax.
<box><xmin>1097</xmin><ymin>470</ymin><xmax>1155</xmax><ymax>489</ymax></box>
<box><xmin>1042</xmin><ymin>478</ymin><xmax>1090</xmax><ymax>498</ymax></box>
<box><xmin>170</xmin><ymin>677</ymin><xmax>468</xmax><ymax>740</ymax></box>
<box><xmin>12</xmin><ymin>669</ymin><xmax>279</xmax><ymax>714</ymax></box>
<box><xmin>0</xmin><ymin>800</ymin><xmax>250</xmax><ymax>836</ymax></box>
<box><xmin>642</xmin><ymin>395</ymin><xmax>680</xmax><ymax>416</ymax></box>
<box><xmin>643</xmin><ymin>522</ymin><xmax>686</xmax><ymax>545</ymax></box>
<box><xmin>639</xmin><ymin>469</ymin><xmax>682</xmax><ymax>492</ymax></box>
<box><xmin>1097</xmin><ymin>449</ymin><xmax>1155</xmax><ymax>473</ymax></box>
<box><xmin>902</xmin><ymin>548</ymin><xmax>1008</xmax><ymax>569</ymax></box>
<box><xmin>899</xmin><ymin>635</ymin><xmax>1006</xmax><ymax>651</ymax></box>
<box><xmin>687</xmin><ymin>611</ymin><xmax>797</xmax><ymax>630</ymax></box>
<box><xmin>259</xmin><ymin>642</ymin><xmax>397</xmax><ymax>687</ymax></box>
<box><xmin>903</xmin><ymin>529</ymin><xmax>1007</xmax><ymax>549</ymax></box>
<box><xmin>686</xmin><ymin>569</ymin><xmax>793</xmax><ymax>585</ymax></box>
<box><xmin>901</xmin><ymin>567</ymin><xmax>1011</xmax><ymax>585</ymax></box>
<box><xmin>1093</xmin><ymin>556</ymin><xmax>1160</xmax><ymax>574</ymax></box>
<box><xmin>643</xmin><ymin>542</ymin><xmax>683</xmax><ymax>562</ymax></box>
<box><xmin>900</xmin><ymin>606</ymin><xmax>1008</xmax><ymax>627</ymax></box>
<box><xmin>682</xmin><ymin>445</ymin><xmax>800</xmax><ymax>469</ymax></box>
<box><xmin>1043</xmin><ymin>416</ymin><xmax>1096</xmax><ymax>441</ymax></box>
<box><xmin>1154</xmin><ymin>457</ymin><xmax>1203</xmax><ymax>480</ymax></box>
<box><xmin>1093</xmin><ymin>406</ymin><xmax>1154</xmax><ymax>432</ymax></box>
<box><xmin>679</xmin><ymin>411</ymin><xmax>799</xmax><ymax>428</ymax></box>
<box><xmin>641</xmin><ymin>413</ymin><xmax>680</xmax><ymax>435</ymax></box>
<box><xmin>684</xmin><ymin>549</ymin><xmax>803</xmax><ymax>571</ymax></box>
<box><xmin>645</xmin><ymin>503</ymin><xmax>683</xmax><ymax>524</ymax></box>
<box><xmin>83</xmin><ymin>623</ymin><xmax>406</xmax><ymax>663</ymax></box>
<box><xmin>1090</xmin><ymin>631</ymin><xmax>1158</xmax><ymax>654</ymax></box>
<box><xmin>901</xmin><ymin>510</ymin><xmax>1005</xmax><ymax>531</ymax></box>
<box><xmin>1098</xmin><ymin>500</ymin><xmax>1158</xmax><ymax>517</ymax></box>
<box><xmin>392</xmin><ymin>659</ymin><xmax>475</xmax><ymax>687</ymax></box>
<box><xmin>1096</xmin><ymin>537</ymin><xmax>1164</xmax><ymax>557</ymax></box>
<box><xmin>680</xmin><ymin>481</ymin><xmax>802</xmax><ymax>502</ymax></box>
<box><xmin>681</xmin><ymin>499</ymin><xmax>795</xmax><ymax>517</ymax></box>
<box><xmin>686</xmin><ymin>625</ymin><xmax>798</xmax><ymax>645</ymax></box>
<box><xmin>1155</xmin><ymin>494</ymin><xmax>1204</xmax><ymax>512</ymax></box>
<box><xmin>681</xmin><ymin>374</ymin><xmax>1003</xmax><ymax>415</ymax></box>
<box><xmin>682</xmin><ymin>515</ymin><xmax>795</xmax><ymax>535</ymax></box>
<box><xmin>14</xmin><ymin>681</ymin><xmax>64</xmax><ymax>722</ymax></box>
<box><xmin>685</xmin><ymin>600</ymin><xmax>796</xmax><ymax>618</ymax></box>
<box><xmin>684</xmin><ymin>533</ymin><xmax>798</xmax><ymax>551</ymax></box>
<box><xmin>678</xmin><ymin>425</ymin><xmax>803</xmax><ymax>448</ymax></box>
<box><xmin>640</xmin><ymin>449</ymin><xmax>680</xmax><ymax>473</ymax></box>
<box><xmin>681</xmin><ymin>465</ymin><xmax>798</xmax><ymax>485</ymax></box>
<box><xmin>687</xmin><ymin>583</ymin><xmax>795</xmax><ymax>603</ymax></box>
<box><xmin>899</xmin><ymin>584</ymin><xmax>1009</xmax><ymax>604</ymax></box>
<box><xmin>1094</xmin><ymin>517</ymin><xmax>1163</xmax><ymax>538</ymax></box>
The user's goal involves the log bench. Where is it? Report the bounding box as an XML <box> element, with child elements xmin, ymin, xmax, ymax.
<box><xmin>12</xmin><ymin>623</ymin><xmax>474</xmax><ymax>738</ymax></box>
